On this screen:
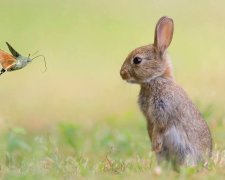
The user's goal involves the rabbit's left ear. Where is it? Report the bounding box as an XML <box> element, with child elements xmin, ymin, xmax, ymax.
<box><xmin>154</xmin><ymin>16</ymin><xmax>174</xmax><ymax>53</ymax></box>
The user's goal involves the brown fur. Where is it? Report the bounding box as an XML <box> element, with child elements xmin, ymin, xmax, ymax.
<box><xmin>120</xmin><ymin>16</ymin><xmax>212</xmax><ymax>166</ymax></box>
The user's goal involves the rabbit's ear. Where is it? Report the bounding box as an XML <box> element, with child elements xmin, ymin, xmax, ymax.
<box><xmin>154</xmin><ymin>16</ymin><xmax>174</xmax><ymax>54</ymax></box>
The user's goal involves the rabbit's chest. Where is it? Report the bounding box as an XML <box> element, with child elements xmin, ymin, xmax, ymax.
<box><xmin>138</xmin><ymin>93</ymin><xmax>156</xmax><ymax>120</ymax></box>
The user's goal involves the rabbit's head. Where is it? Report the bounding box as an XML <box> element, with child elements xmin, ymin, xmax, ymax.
<box><xmin>120</xmin><ymin>16</ymin><xmax>174</xmax><ymax>84</ymax></box>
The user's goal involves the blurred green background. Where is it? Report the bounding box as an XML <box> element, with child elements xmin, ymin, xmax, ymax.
<box><xmin>0</xmin><ymin>0</ymin><xmax>225</xmax><ymax>179</ymax></box>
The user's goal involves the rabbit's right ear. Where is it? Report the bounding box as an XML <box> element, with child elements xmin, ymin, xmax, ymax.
<box><xmin>154</xmin><ymin>16</ymin><xmax>174</xmax><ymax>54</ymax></box>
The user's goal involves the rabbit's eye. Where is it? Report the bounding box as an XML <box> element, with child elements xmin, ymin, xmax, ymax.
<box><xmin>133</xmin><ymin>57</ymin><xmax>142</xmax><ymax>65</ymax></box>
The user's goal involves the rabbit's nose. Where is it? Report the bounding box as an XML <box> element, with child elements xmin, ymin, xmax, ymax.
<box><xmin>120</xmin><ymin>69</ymin><xmax>130</xmax><ymax>80</ymax></box>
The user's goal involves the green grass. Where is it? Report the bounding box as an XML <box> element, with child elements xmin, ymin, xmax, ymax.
<box><xmin>0</xmin><ymin>112</ymin><xmax>225</xmax><ymax>179</ymax></box>
<box><xmin>0</xmin><ymin>0</ymin><xmax>225</xmax><ymax>179</ymax></box>
<box><xmin>0</xmin><ymin>105</ymin><xmax>225</xmax><ymax>179</ymax></box>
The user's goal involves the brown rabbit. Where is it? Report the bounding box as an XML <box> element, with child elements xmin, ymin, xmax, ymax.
<box><xmin>120</xmin><ymin>16</ymin><xmax>212</xmax><ymax>166</ymax></box>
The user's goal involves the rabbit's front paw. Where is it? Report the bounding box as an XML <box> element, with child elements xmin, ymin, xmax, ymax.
<box><xmin>152</xmin><ymin>138</ymin><xmax>163</xmax><ymax>153</ymax></box>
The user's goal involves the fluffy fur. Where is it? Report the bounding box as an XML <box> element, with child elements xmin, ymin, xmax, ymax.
<box><xmin>120</xmin><ymin>16</ymin><xmax>212</xmax><ymax>166</ymax></box>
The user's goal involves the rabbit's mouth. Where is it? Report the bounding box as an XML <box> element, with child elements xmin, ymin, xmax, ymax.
<box><xmin>120</xmin><ymin>67</ymin><xmax>139</xmax><ymax>83</ymax></box>
<box><xmin>120</xmin><ymin>71</ymin><xmax>136</xmax><ymax>83</ymax></box>
<box><xmin>120</xmin><ymin>68</ymin><xmax>131</xmax><ymax>80</ymax></box>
